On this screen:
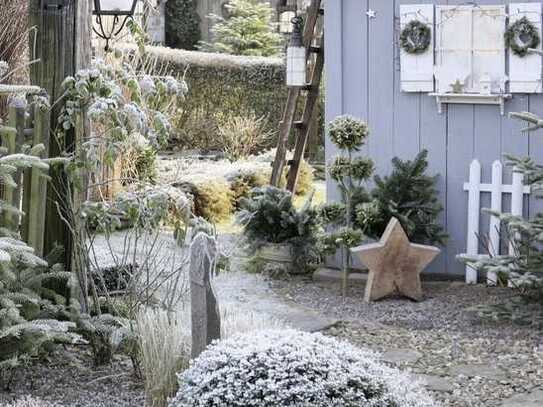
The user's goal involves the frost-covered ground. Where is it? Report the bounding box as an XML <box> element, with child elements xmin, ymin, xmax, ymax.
<box><xmin>90</xmin><ymin>229</ymin><xmax>336</xmax><ymax>332</ymax></box>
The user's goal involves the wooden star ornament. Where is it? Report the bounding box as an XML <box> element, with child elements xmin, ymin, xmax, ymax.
<box><xmin>450</xmin><ymin>79</ymin><xmax>465</xmax><ymax>94</ymax></box>
<box><xmin>351</xmin><ymin>218</ymin><xmax>440</xmax><ymax>302</ymax></box>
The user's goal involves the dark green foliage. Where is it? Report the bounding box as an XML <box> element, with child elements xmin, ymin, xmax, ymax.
<box><xmin>133</xmin><ymin>147</ymin><xmax>158</xmax><ymax>183</ymax></box>
<box><xmin>165</xmin><ymin>0</ymin><xmax>201</xmax><ymax>50</ymax></box>
<box><xmin>237</xmin><ymin>187</ymin><xmax>320</xmax><ymax>269</ymax></box>
<box><xmin>199</xmin><ymin>0</ymin><xmax>283</xmax><ymax>57</ymax></box>
<box><xmin>358</xmin><ymin>150</ymin><xmax>446</xmax><ymax>245</ymax></box>
<box><xmin>238</xmin><ymin>187</ymin><xmax>306</xmax><ymax>244</ymax></box>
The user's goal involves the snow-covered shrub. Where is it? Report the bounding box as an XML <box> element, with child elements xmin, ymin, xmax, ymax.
<box><xmin>169</xmin><ymin>330</ymin><xmax>435</xmax><ymax>407</ymax></box>
<box><xmin>1</xmin><ymin>396</ymin><xmax>61</xmax><ymax>407</ymax></box>
<box><xmin>138</xmin><ymin>302</ymin><xmax>285</xmax><ymax>407</ymax></box>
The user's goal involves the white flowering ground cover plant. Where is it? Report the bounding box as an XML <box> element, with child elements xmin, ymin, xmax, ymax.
<box><xmin>169</xmin><ymin>330</ymin><xmax>436</xmax><ymax>407</ymax></box>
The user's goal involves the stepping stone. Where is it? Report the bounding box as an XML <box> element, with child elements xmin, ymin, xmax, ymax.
<box><xmin>499</xmin><ymin>389</ymin><xmax>543</xmax><ymax>407</ymax></box>
<box><xmin>381</xmin><ymin>348</ymin><xmax>422</xmax><ymax>365</ymax></box>
<box><xmin>449</xmin><ymin>363</ymin><xmax>506</xmax><ymax>380</ymax></box>
<box><xmin>414</xmin><ymin>374</ymin><xmax>454</xmax><ymax>393</ymax></box>
<box><xmin>313</xmin><ymin>267</ymin><xmax>367</xmax><ymax>285</ymax></box>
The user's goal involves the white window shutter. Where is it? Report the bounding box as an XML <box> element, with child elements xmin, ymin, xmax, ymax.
<box><xmin>509</xmin><ymin>3</ymin><xmax>542</xmax><ymax>93</ymax></box>
<box><xmin>435</xmin><ymin>5</ymin><xmax>506</xmax><ymax>94</ymax></box>
<box><xmin>400</xmin><ymin>4</ymin><xmax>434</xmax><ymax>92</ymax></box>
<box><xmin>472</xmin><ymin>5</ymin><xmax>506</xmax><ymax>94</ymax></box>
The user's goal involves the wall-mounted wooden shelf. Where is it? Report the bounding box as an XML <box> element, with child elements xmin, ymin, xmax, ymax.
<box><xmin>429</xmin><ymin>93</ymin><xmax>512</xmax><ymax>115</ymax></box>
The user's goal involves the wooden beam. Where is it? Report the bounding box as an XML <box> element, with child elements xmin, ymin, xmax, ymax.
<box><xmin>29</xmin><ymin>0</ymin><xmax>91</xmax><ymax>266</ymax></box>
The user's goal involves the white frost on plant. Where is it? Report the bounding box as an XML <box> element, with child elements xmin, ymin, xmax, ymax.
<box><xmin>0</xmin><ymin>396</ymin><xmax>62</xmax><ymax>407</ymax></box>
<box><xmin>139</xmin><ymin>75</ymin><xmax>156</xmax><ymax>96</ymax></box>
<box><xmin>169</xmin><ymin>330</ymin><xmax>437</xmax><ymax>407</ymax></box>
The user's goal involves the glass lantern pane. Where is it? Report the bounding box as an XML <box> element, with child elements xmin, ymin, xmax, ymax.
<box><xmin>96</xmin><ymin>0</ymin><xmax>135</xmax><ymax>12</ymax></box>
<box><xmin>280</xmin><ymin>12</ymin><xmax>296</xmax><ymax>34</ymax></box>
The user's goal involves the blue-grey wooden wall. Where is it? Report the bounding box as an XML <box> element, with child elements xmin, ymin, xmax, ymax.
<box><xmin>325</xmin><ymin>0</ymin><xmax>543</xmax><ymax>276</ymax></box>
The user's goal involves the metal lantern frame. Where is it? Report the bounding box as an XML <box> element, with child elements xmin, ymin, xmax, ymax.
<box><xmin>92</xmin><ymin>0</ymin><xmax>138</xmax><ymax>51</ymax></box>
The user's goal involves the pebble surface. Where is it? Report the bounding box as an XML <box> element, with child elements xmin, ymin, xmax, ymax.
<box><xmin>271</xmin><ymin>277</ymin><xmax>543</xmax><ymax>407</ymax></box>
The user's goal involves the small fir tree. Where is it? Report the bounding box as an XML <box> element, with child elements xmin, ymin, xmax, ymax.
<box><xmin>319</xmin><ymin>116</ymin><xmax>374</xmax><ymax>295</ymax></box>
<box><xmin>0</xmin><ymin>100</ymin><xmax>79</xmax><ymax>375</ymax></box>
<box><xmin>357</xmin><ymin>150</ymin><xmax>446</xmax><ymax>245</ymax></box>
<box><xmin>198</xmin><ymin>0</ymin><xmax>283</xmax><ymax>57</ymax></box>
<box><xmin>165</xmin><ymin>0</ymin><xmax>201</xmax><ymax>50</ymax></box>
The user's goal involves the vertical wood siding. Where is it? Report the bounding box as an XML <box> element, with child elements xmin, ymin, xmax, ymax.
<box><xmin>326</xmin><ymin>0</ymin><xmax>543</xmax><ymax>275</ymax></box>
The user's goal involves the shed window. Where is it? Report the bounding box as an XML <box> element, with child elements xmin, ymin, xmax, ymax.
<box><xmin>435</xmin><ymin>5</ymin><xmax>506</xmax><ymax>94</ymax></box>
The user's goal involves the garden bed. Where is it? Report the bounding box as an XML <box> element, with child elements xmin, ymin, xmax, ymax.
<box><xmin>271</xmin><ymin>277</ymin><xmax>543</xmax><ymax>407</ymax></box>
<box><xmin>0</xmin><ymin>347</ymin><xmax>144</xmax><ymax>407</ymax></box>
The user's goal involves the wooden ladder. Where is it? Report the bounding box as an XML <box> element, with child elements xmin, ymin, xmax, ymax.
<box><xmin>270</xmin><ymin>0</ymin><xmax>324</xmax><ymax>193</ymax></box>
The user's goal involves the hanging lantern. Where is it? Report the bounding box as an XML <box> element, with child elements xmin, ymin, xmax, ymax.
<box><xmin>93</xmin><ymin>0</ymin><xmax>139</xmax><ymax>51</ymax></box>
<box><xmin>286</xmin><ymin>17</ymin><xmax>306</xmax><ymax>87</ymax></box>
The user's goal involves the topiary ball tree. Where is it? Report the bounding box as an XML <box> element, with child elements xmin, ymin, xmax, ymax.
<box><xmin>169</xmin><ymin>330</ymin><xmax>435</xmax><ymax>407</ymax></box>
<box><xmin>322</xmin><ymin>115</ymin><xmax>374</xmax><ymax>295</ymax></box>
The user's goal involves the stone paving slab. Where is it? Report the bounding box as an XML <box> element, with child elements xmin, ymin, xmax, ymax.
<box><xmin>381</xmin><ymin>348</ymin><xmax>422</xmax><ymax>365</ymax></box>
<box><xmin>413</xmin><ymin>374</ymin><xmax>454</xmax><ymax>393</ymax></box>
<box><xmin>499</xmin><ymin>389</ymin><xmax>543</xmax><ymax>407</ymax></box>
<box><xmin>449</xmin><ymin>363</ymin><xmax>507</xmax><ymax>380</ymax></box>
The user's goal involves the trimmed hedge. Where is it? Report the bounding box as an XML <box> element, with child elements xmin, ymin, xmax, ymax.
<box><xmin>130</xmin><ymin>46</ymin><xmax>287</xmax><ymax>151</ymax></box>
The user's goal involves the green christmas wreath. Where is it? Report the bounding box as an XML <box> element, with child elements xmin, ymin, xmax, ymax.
<box><xmin>400</xmin><ymin>20</ymin><xmax>432</xmax><ymax>55</ymax></box>
<box><xmin>505</xmin><ymin>16</ymin><xmax>540</xmax><ymax>57</ymax></box>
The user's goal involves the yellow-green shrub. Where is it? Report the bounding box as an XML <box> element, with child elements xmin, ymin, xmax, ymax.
<box><xmin>229</xmin><ymin>171</ymin><xmax>269</xmax><ymax>206</ymax></box>
<box><xmin>183</xmin><ymin>181</ymin><xmax>234</xmax><ymax>222</ymax></box>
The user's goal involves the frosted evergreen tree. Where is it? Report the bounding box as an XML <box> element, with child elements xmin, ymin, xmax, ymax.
<box><xmin>0</xmin><ymin>94</ymin><xmax>78</xmax><ymax>376</ymax></box>
<box><xmin>198</xmin><ymin>0</ymin><xmax>283</xmax><ymax>57</ymax></box>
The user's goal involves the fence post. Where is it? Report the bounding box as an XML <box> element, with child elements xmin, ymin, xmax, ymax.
<box><xmin>487</xmin><ymin>160</ymin><xmax>503</xmax><ymax>285</ymax></box>
<box><xmin>464</xmin><ymin>159</ymin><xmax>481</xmax><ymax>284</ymax></box>
<box><xmin>25</xmin><ymin>102</ymin><xmax>50</xmax><ymax>257</ymax></box>
<box><xmin>1</xmin><ymin>97</ymin><xmax>26</xmax><ymax>230</ymax></box>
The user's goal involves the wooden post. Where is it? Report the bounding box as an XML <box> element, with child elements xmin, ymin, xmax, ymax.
<box><xmin>1</xmin><ymin>97</ymin><xmax>26</xmax><ymax>230</ymax></box>
<box><xmin>29</xmin><ymin>0</ymin><xmax>91</xmax><ymax>266</ymax></box>
<box><xmin>190</xmin><ymin>233</ymin><xmax>221</xmax><ymax>359</ymax></box>
<box><xmin>24</xmin><ymin>102</ymin><xmax>50</xmax><ymax>256</ymax></box>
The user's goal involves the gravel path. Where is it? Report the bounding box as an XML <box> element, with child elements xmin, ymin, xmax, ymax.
<box><xmin>271</xmin><ymin>276</ymin><xmax>543</xmax><ymax>407</ymax></box>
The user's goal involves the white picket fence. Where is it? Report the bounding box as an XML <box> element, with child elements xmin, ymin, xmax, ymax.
<box><xmin>462</xmin><ymin>160</ymin><xmax>531</xmax><ymax>285</ymax></box>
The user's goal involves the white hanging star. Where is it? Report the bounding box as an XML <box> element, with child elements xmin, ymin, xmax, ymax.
<box><xmin>366</xmin><ymin>9</ymin><xmax>376</xmax><ymax>19</ymax></box>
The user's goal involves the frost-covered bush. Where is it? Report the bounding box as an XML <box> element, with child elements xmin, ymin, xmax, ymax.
<box><xmin>1</xmin><ymin>396</ymin><xmax>61</xmax><ymax>407</ymax></box>
<box><xmin>139</xmin><ymin>301</ymin><xmax>285</xmax><ymax>407</ymax></box>
<box><xmin>169</xmin><ymin>330</ymin><xmax>435</xmax><ymax>407</ymax></box>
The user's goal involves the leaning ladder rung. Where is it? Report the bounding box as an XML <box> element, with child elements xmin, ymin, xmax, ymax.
<box><xmin>277</xmin><ymin>5</ymin><xmax>297</xmax><ymax>13</ymax></box>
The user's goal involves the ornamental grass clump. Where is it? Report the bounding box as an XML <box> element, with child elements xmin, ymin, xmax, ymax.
<box><xmin>168</xmin><ymin>329</ymin><xmax>435</xmax><ymax>407</ymax></box>
<box><xmin>320</xmin><ymin>115</ymin><xmax>374</xmax><ymax>295</ymax></box>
